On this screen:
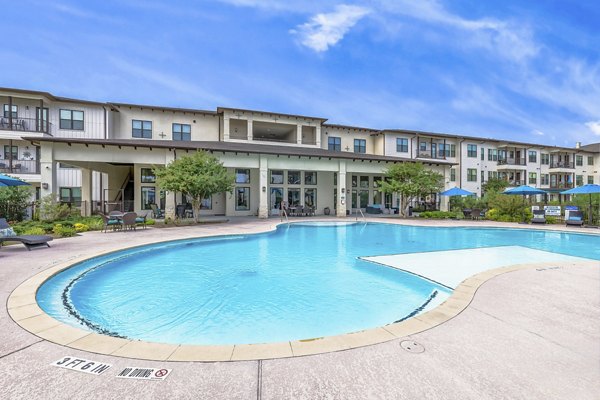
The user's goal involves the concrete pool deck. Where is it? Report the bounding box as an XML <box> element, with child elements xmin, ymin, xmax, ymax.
<box><xmin>1</xmin><ymin>217</ymin><xmax>599</xmax><ymax>399</ymax></box>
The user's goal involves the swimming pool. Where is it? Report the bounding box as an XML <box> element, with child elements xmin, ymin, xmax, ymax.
<box><xmin>36</xmin><ymin>223</ymin><xmax>600</xmax><ymax>345</ymax></box>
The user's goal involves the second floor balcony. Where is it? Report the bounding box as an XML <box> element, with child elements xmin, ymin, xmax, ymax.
<box><xmin>416</xmin><ymin>150</ymin><xmax>446</xmax><ymax>160</ymax></box>
<box><xmin>498</xmin><ymin>158</ymin><xmax>526</xmax><ymax>166</ymax></box>
<box><xmin>549</xmin><ymin>161</ymin><xmax>574</xmax><ymax>169</ymax></box>
<box><xmin>549</xmin><ymin>182</ymin><xmax>574</xmax><ymax>189</ymax></box>
<box><xmin>0</xmin><ymin>159</ymin><xmax>40</xmax><ymax>175</ymax></box>
<box><xmin>0</xmin><ymin>117</ymin><xmax>52</xmax><ymax>135</ymax></box>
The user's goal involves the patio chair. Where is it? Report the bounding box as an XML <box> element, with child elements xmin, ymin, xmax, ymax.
<box><xmin>565</xmin><ymin>210</ymin><xmax>584</xmax><ymax>227</ymax></box>
<box><xmin>150</xmin><ymin>204</ymin><xmax>164</xmax><ymax>219</ymax></box>
<box><xmin>122</xmin><ymin>212</ymin><xmax>138</xmax><ymax>231</ymax></box>
<box><xmin>471</xmin><ymin>209</ymin><xmax>481</xmax><ymax>220</ymax></box>
<box><xmin>531</xmin><ymin>210</ymin><xmax>546</xmax><ymax>224</ymax></box>
<box><xmin>135</xmin><ymin>212</ymin><xmax>149</xmax><ymax>229</ymax></box>
<box><xmin>0</xmin><ymin>218</ymin><xmax>53</xmax><ymax>250</ymax></box>
<box><xmin>100</xmin><ymin>213</ymin><xmax>122</xmax><ymax>232</ymax></box>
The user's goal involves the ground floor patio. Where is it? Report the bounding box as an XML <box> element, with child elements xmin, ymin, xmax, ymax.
<box><xmin>1</xmin><ymin>218</ymin><xmax>598</xmax><ymax>399</ymax></box>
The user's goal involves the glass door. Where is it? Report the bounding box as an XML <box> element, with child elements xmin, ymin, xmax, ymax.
<box><xmin>270</xmin><ymin>187</ymin><xmax>283</xmax><ymax>215</ymax></box>
<box><xmin>36</xmin><ymin>107</ymin><xmax>49</xmax><ymax>132</ymax></box>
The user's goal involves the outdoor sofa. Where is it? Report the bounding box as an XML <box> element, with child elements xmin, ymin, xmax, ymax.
<box><xmin>0</xmin><ymin>218</ymin><xmax>53</xmax><ymax>250</ymax></box>
<box><xmin>565</xmin><ymin>210</ymin><xmax>584</xmax><ymax>227</ymax></box>
<box><xmin>531</xmin><ymin>210</ymin><xmax>546</xmax><ymax>224</ymax></box>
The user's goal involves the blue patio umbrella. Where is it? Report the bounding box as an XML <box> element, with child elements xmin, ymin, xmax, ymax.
<box><xmin>0</xmin><ymin>173</ymin><xmax>30</xmax><ymax>187</ymax></box>
<box><xmin>560</xmin><ymin>184</ymin><xmax>600</xmax><ymax>225</ymax></box>
<box><xmin>440</xmin><ymin>187</ymin><xmax>475</xmax><ymax>197</ymax></box>
<box><xmin>503</xmin><ymin>185</ymin><xmax>547</xmax><ymax>223</ymax></box>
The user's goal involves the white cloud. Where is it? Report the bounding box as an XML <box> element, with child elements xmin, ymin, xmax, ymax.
<box><xmin>291</xmin><ymin>5</ymin><xmax>370</xmax><ymax>52</ymax></box>
<box><xmin>585</xmin><ymin>121</ymin><xmax>600</xmax><ymax>136</ymax></box>
<box><xmin>532</xmin><ymin>129</ymin><xmax>545</xmax><ymax>136</ymax></box>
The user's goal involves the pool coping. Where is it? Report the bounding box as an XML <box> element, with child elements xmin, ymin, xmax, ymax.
<box><xmin>6</xmin><ymin>219</ymin><xmax>600</xmax><ymax>362</ymax></box>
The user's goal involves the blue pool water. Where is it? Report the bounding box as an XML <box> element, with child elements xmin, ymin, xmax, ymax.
<box><xmin>37</xmin><ymin>223</ymin><xmax>599</xmax><ymax>345</ymax></box>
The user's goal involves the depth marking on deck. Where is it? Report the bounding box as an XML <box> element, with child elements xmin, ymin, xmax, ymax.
<box><xmin>116</xmin><ymin>366</ymin><xmax>172</xmax><ymax>381</ymax></box>
<box><xmin>51</xmin><ymin>356</ymin><xmax>112</xmax><ymax>375</ymax></box>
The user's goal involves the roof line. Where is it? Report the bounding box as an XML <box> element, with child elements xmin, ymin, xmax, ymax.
<box><xmin>217</xmin><ymin>107</ymin><xmax>328</xmax><ymax>122</ymax></box>
<box><xmin>109</xmin><ymin>102</ymin><xmax>217</xmax><ymax>115</ymax></box>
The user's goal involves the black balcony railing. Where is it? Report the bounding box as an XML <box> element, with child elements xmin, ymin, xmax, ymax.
<box><xmin>416</xmin><ymin>151</ymin><xmax>446</xmax><ymax>160</ymax></box>
<box><xmin>498</xmin><ymin>158</ymin><xmax>526</xmax><ymax>166</ymax></box>
<box><xmin>0</xmin><ymin>159</ymin><xmax>40</xmax><ymax>174</ymax></box>
<box><xmin>0</xmin><ymin>117</ymin><xmax>52</xmax><ymax>134</ymax></box>
<box><xmin>549</xmin><ymin>161</ymin><xmax>574</xmax><ymax>169</ymax></box>
<box><xmin>550</xmin><ymin>182</ymin><xmax>574</xmax><ymax>189</ymax></box>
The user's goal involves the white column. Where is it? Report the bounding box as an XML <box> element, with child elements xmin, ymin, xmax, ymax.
<box><xmin>223</xmin><ymin>117</ymin><xmax>230</xmax><ymax>141</ymax></box>
<box><xmin>258</xmin><ymin>155</ymin><xmax>269</xmax><ymax>218</ymax></box>
<box><xmin>164</xmin><ymin>151</ymin><xmax>176</xmax><ymax>220</ymax></box>
<box><xmin>40</xmin><ymin>143</ymin><xmax>56</xmax><ymax>200</ymax></box>
<box><xmin>315</xmin><ymin>124</ymin><xmax>321</xmax><ymax>147</ymax></box>
<box><xmin>247</xmin><ymin>119</ymin><xmax>253</xmax><ymax>141</ymax></box>
<box><xmin>337</xmin><ymin>160</ymin><xmax>347</xmax><ymax>217</ymax></box>
<box><xmin>296</xmin><ymin>124</ymin><xmax>302</xmax><ymax>145</ymax></box>
<box><xmin>80</xmin><ymin>168</ymin><xmax>93</xmax><ymax>216</ymax></box>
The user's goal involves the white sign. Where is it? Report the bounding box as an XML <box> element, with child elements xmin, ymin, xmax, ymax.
<box><xmin>116</xmin><ymin>367</ymin><xmax>172</xmax><ymax>381</ymax></box>
<box><xmin>544</xmin><ymin>206</ymin><xmax>561</xmax><ymax>216</ymax></box>
<box><xmin>51</xmin><ymin>356</ymin><xmax>112</xmax><ymax>375</ymax></box>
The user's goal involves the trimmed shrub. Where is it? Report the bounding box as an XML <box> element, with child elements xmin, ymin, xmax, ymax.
<box><xmin>22</xmin><ymin>227</ymin><xmax>46</xmax><ymax>236</ymax></box>
<box><xmin>73</xmin><ymin>223</ymin><xmax>90</xmax><ymax>232</ymax></box>
<box><xmin>145</xmin><ymin>219</ymin><xmax>156</xmax><ymax>226</ymax></box>
<box><xmin>52</xmin><ymin>224</ymin><xmax>77</xmax><ymax>237</ymax></box>
<box><xmin>420</xmin><ymin>211</ymin><xmax>461</xmax><ymax>219</ymax></box>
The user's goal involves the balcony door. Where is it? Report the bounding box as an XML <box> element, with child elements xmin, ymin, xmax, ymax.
<box><xmin>36</xmin><ymin>107</ymin><xmax>49</xmax><ymax>132</ymax></box>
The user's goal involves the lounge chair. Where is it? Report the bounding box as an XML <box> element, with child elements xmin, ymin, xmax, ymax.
<box><xmin>0</xmin><ymin>218</ymin><xmax>53</xmax><ymax>250</ymax></box>
<box><xmin>135</xmin><ymin>212</ymin><xmax>149</xmax><ymax>229</ymax></box>
<box><xmin>531</xmin><ymin>210</ymin><xmax>546</xmax><ymax>224</ymax></box>
<box><xmin>565</xmin><ymin>210</ymin><xmax>584</xmax><ymax>227</ymax></box>
<box><xmin>100</xmin><ymin>213</ymin><xmax>122</xmax><ymax>232</ymax></box>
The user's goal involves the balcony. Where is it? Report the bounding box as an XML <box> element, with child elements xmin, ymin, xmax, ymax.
<box><xmin>0</xmin><ymin>159</ymin><xmax>40</xmax><ymax>175</ymax></box>
<box><xmin>549</xmin><ymin>161</ymin><xmax>574</xmax><ymax>169</ymax></box>
<box><xmin>416</xmin><ymin>150</ymin><xmax>446</xmax><ymax>160</ymax></box>
<box><xmin>0</xmin><ymin>117</ymin><xmax>52</xmax><ymax>135</ymax></box>
<box><xmin>549</xmin><ymin>182</ymin><xmax>574</xmax><ymax>189</ymax></box>
<box><xmin>505</xmin><ymin>180</ymin><xmax>523</xmax><ymax>187</ymax></box>
<box><xmin>497</xmin><ymin>158</ymin><xmax>526</xmax><ymax>166</ymax></box>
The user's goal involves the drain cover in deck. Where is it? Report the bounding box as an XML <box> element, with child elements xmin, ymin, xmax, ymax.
<box><xmin>400</xmin><ymin>340</ymin><xmax>425</xmax><ymax>353</ymax></box>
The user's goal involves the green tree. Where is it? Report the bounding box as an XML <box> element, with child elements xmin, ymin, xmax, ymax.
<box><xmin>380</xmin><ymin>162</ymin><xmax>444</xmax><ymax>217</ymax></box>
<box><xmin>0</xmin><ymin>186</ymin><xmax>32</xmax><ymax>222</ymax></box>
<box><xmin>153</xmin><ymin>151</ymin><xmax>235</xmax><ymax>223</ymax></box>
<box><xmin>482</xmin><ymin>177</ymin><xmax>508</xmax><ymax>194</ymax></box>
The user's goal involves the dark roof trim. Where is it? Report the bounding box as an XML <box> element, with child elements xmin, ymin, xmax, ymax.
<box><xmin>322</xmin><ymin>123</ymin><xmax>380</xmax><ymax>133</ymax></box>
<box><xmin>217</xmin><ymin>107</ymin><xmax>328</xmax><ymax>122</ymax></box>
<box><xmin>24</xmin><ymin>137</ymin><xmax>457</xmax><ymax>166</ymax></box>
<box><xmin>109</xmin><ymin>102</ymin><xmax>217</xmax><ymax>116</ymax></box>
<box><xmin>0</xmin><ymin>87</ymin><xmax>106</xmax><ymax>106</ymax></box>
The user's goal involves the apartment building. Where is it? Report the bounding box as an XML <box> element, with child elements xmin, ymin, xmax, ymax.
<box><xmin>1</xmin><ymin>87</ymin><xmax>598</xmax><ymax>219</ymax></box>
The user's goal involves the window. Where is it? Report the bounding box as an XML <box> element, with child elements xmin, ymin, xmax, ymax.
<box><xmin>588</xmin><ymin>176</ymin><xmax>594</xmax><ymax>184</ymax></box>
<box><xmin>235</xmin><ymin>169</ymin><xmax>250</xmax><ymax>183</ymax></box>
<box><xmin>488</xmin><ymin>149</ymin><xmax>498</xmax><ymax>161</ymax></box>
<box><xmin>541</xmin><ymin>174</ymin><xmax>549</xmax><ymax>185</ymax></box>
<box><xmin>59</xmin><ymin>109</ymin><xmax>84</xmax><ymax>130</ymax></box>
<box><xmin>396</xmin><ymin>138</ymin><xmax>408</xmax><ymax>153</ymax></box>
<box><xmin>373</xmin><ymin>176</ymin><xmax>382</xmax><ymax>188</ymax></box>
<box><xmin>467</xmin><ymin>144</ymin><xmax>477</xmax><ymax>158</ymax></box>
<box><xmin>359</xmin><ymin>176</ymin><xmax>369</xmax><ymax>188</ymax></box>
<box><xmin>449</xmin><ymin>144</ymin><xmax>456</xmax><ymax>157</ymax></box>
<box><xmin>270</xmin><ymin>170</ymin><xmax>284</xmax><ymax>184</ymax></box>
<box><xmin>3</xmin><ymin>145</ymin><xmax>18</xmax><ymax>160</ymax></box>
<box><xmin>576</xmin><ymin>175</ymin><xmax>583</xmax><ymax>186</ymax></box>
<box><xmin>450</xmin><ymin>169</ymin><xmax>456</xmax><ymax>182</ymax></box>
<box><xmin>328</xmin><ymin>137</ymin><xmax>341</xmax><ymax>151</ymax></box>
<box><xmin>354</xmin><ymin>139</ymin><xmax>366</xmax><ymax>153</ymax></box>
<box><xmin>419</xmin><ymin>141</ymin><xmax>427</xmax><ymax>152</ymax></box>
<box><xmin>235</xmin><ymin>187</ymin><xmax>250</xmax><ymax>210</ymax></box>
<box><xmin>59</xmin><ymin>187</ymin><xmax>82</xmax><ymax>206</ymax></box>
<box><xmin>140</xmin><ymin>168</ymin><xmax>155</xmax><ymax>183</ymax></box>
<box><xmin>481</xmin><ymin>147</ymin><xmax>485</xmax><ymax>160</ymax></box>
<box><xmin>3</xmin><ymin>104</ymin><xmax>17</xmax><ymax>118</ymax></box>
<box><xmin>588</xmin><ymin>156</ymin><xmax>594</xmax><ymax>166</ymax></box>
<box><xmin>172</xmin><ymin>123</ymin><xmax>191</xmax><ymax>141</ymax></box>
<box><xmin>141</xmin><ymin>187</ymin><xmax>156</xmax><ymax>210</ymax></box>
<box><xmin>528</xmin><ymin>151</ymin><xmax>537</xmax><ymax>163</ymax></box>
<box><xmin>529</xmin><ymin>172</ymin><xmax>537</xmax><ymax>184</ymax></box>
<box><xmin>488</xmin><ymin>171</ymin><xmax>498</xmax><ymax>180</ymax></box>
<box><xmin>334</xmin><ymin>172</ymin><xmax>337</xmax><ymax>186</ymax></box>
<box><xmin>288</xmin><ymin>170</ymin><xmax>301</xmax><ymax>185</ymax></box>
<box><xmin>481</xmin><ymin>170</ymin><xmax>485</xmax><ymax>182</ymax></box>
<box><xmin>576</xmin><ymin>155</ymin><xmax>583</xmax><ymax>166</ymax></box>
<box><xmin>304</xmin><ymin>171</ymin><xmax>317</xmax><ymax>185</ymax></box>
<box><xmin>352</xmin><ymin>175</ymin><xmax>358</xmax><ymax>187</ymax></box>
<box><xmin>288</xmin><ymin>188</ymin><xmax>301</xmax><ymax>206</ymax></box>
<box><xmin>541</xmin><ymin>153</ymin><xmax>549</xmax><ymax>165</ymax></box>
<box><xmin>58</xmin><ymin>163</ymin><xmax>76</xmax><ymax>168</ymax></box>
<box><xmin>132</xmin><ymin>120</ymin><xmax>152</xmax><ymax>138</ymax></box>
<box><xmin>467</xmin><ymin>168</ymin><xmax>477</xmax><ymax>181</ymax></box>
<box><xmin>201</xmin><ymin>195</ymin><xmax>212</xmax><ymax>210</ymax></box>
<box><xmin>304</xmin><ymin>188</ymin><xmax>317</xmax><ymax>207</ymax></box>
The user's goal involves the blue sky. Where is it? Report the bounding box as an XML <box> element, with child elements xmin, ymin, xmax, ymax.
<box><xmin>1</xmin><ymin>0</ymin><xmax>599</xmax><ymax>146</ymax></box>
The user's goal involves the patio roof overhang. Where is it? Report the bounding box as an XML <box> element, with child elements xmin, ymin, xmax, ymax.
<box><xmin>24</xmin><ymin>137</ymin><xmax>458</xmax><ymax>166</ymax></box>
